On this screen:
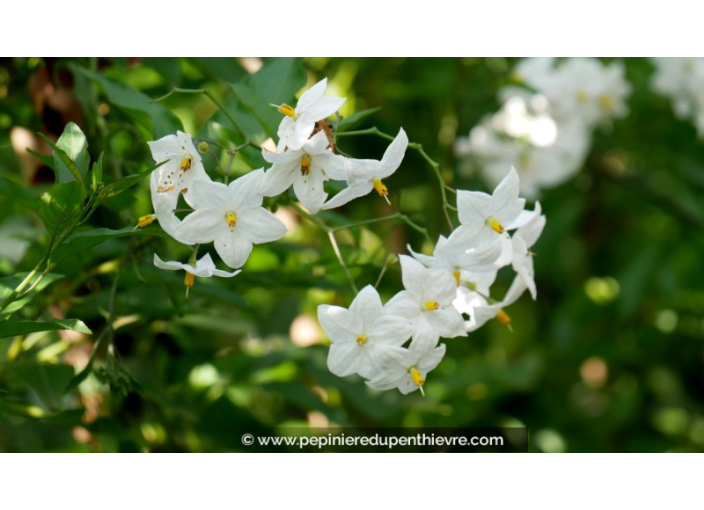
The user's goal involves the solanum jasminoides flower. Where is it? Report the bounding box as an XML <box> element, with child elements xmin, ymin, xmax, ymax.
<box><xmin>460</xmin><ymin>276</ymin><xmax>527</xmax><ymax>332</ymax></box>
<box><xmin>510</xmin><ymin>202</ymin><xmax>546</xmax><ymax>299</ymax></box>
<box><xmin>260</xmin><ymin>131</ymin><xmax>347</xmax><ymax>213</ymax></box>
<box><xmin>321</xmin><ymin>128</ymin><xmax>408</xmax><ymax>210</ymax></box>
<box><xmin>273</xmin><ymin>78</ymin><xmax>346</xmax><ymax>152</ymax></box>
<box><xmin>175</xmin><ymin>169</ymin><xmax>287</xmax><ymax>269</ymax></box>
<box><xmin>385</xmin><ymin>255</ymin><xmax>466</xmax><ymax>351</ymax></box>
<box><xmin>366</xmin><ymin>343</ymin><xmax>447</xmax><ymax>396</ymax></box>
<box><xmin>138</xmin><ymin>171</ymin><xmax>196</xmax><ymax>245</ymax></box>
<box><xmin>317</xmin><ymin>285</ymin><xmax>412</xmax><ymax>379</ymax></box>
<box><xmin>153</xmin><ymin>253</ymin><xmax>240</xmax><ymax>293</ymax></box>
<box><xmin>147</xmin><ymin>131</ymin><xmax>209</xmax><ymax>203</ymax></box>
<box><xmin>454</xmin><ymin>166</ymin><xmax>525</xmax><ymax>251</ymax></box>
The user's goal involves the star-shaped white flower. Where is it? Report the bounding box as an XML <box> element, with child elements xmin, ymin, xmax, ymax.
<box><xmin>454</xmin><ymin>166</ymin><xmax>525</xmax><ymax>250</ymax></box>
<box><xmin>317</xmin><ymin>285</ymin><xmax>413</xmax><ymax>379</ymax></box>
<box><xmin>147</xmin><ymin>131</ymin><xmax>209</xmax><ymax>204</ymax></box>
<box><xmin>385</xmin><ymin>255</ymin><xmax>466</xmax><ymax>351</ymax></box>
<box><xmin>175</xmin><ymin>169</ymin><xmax>287</xmax><ymax>269</ymax></box>
<box><xmin>138</xmin><ymin>171</ymin><xmax>196</xmax><ymax>245</ymax></box>
<box><xmin>274</xmin><ymin>78</ymin><xmax>346</xmax><ymax>152</ymax></box>
<box><xmin>260</xmin><ymin>131</ymin><xmax>347</xmax><ymax>213</ymax></box>
<box><xmin>366</xmin><ymin>343</ymin><xmax>447</xmax><ymax>396</ymax></box>
<box><xmin>321</xmin><ymin>128</ymin><xmax>408</xmax><ymax>210</ymax></box>
<box><xmin>154</xmin><ymin>252</ymin><xmax>241</xmax><ymax>290</ymax></box>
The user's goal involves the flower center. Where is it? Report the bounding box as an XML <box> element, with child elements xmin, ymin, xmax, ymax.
<box><xmin>301</xmin><ymin>154</ymin><xmax>311</xmax><ymax>176</ymax></box>
<box><xmin>453</xmin><ymin>269</ymin><xmax>461</xmax><ymax>287</ymax></box>
<box><xmin>184</xmin><ymin>272</ymin><xmax>195</xmax><ymax>288</ymax></box>
<box><xmin>180</xmin><ymin>155</ymin><xmax>192</xmax><ymax>171</ymax></box>
<box><xmin>576</xmin><ymin>90</ymin><xmax>590</xmax><ymax>103</ymax></box>
<box><xmin>424</xmin><ymin>301</ymin><xmax>440</xmax><ymax>311</ymax></box>
<box><xmin>356</xmin><ymin>334</ymin><xmax>367</xmax><ymax>346</ymax></box>
<box><xmin>599</xmin><ymin>94</ymin><xmax>615</xmax><ymax>110</ymax></box>
<box><xmin>373</xmin><ymin>179</ymin><xmax>391</xmax><ymax>205</ymax></box>
<box><xmin>496</xmin><ymin>309</ymin><xmax>511</xmax><ymax>325</ymax></box>
<box><xmin>225</xmin><ymin>211</ymin><xmax>237</xmax><ymax>230</ymax></box>
<box><xmin>487</xmin><ymin>217</ymin><xmax>504</xmax><ymax>234</ymax></box>
<box><xmin>277</xmin><ymin>103</ymin><xmax>296</xmax><ymax>117</ymax></box>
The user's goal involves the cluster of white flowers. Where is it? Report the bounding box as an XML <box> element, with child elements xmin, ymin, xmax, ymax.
<box><xmin>455</xmin><ymin>58</ymin><xmax>632</xmax><ymax>198</ymax></box>
<box><xmin>139</xmin><ymin>78</ymin><xmax>408</xmax><ymax>291</ymax></box>
<box><xmin>651</xmin><ymin>58</ymin><xmax>704</xmax><ymax>136</ymax></box>
<box><xmin>318</xmin><ymin>168</ymin><xmax>545</xmax><ymax>395</ymax></box>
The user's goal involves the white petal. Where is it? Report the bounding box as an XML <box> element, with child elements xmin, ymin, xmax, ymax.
<box><xmin>376</xmin><ymin>128</ymin><xmax>408</xmax><ymax>179</ymax></box>
<box><xmin>260</xmin><ymin>162</ymin><xmax>297</xmax><ymax>197</ymax></box>
<box><xmin>315</xmin><ymin>153</ymin><xmax>349</xmax><ymax>181</ymax></box>
<box><xmin>153</xmin><ymin>253</ymin><xmax>186</xmax><ymax>271</ymax></box>
<box><xmin>300</xmin><ymin>96</ymin><xmax>346</xmax><ymax>124</ymax></box>
<box><xmin>177</xmin><ymin>209</ymin><xmax>224</xmax><ymax>244</ymax></box>
<box><xmin>427</xmin><ymin>306</ymin><xmax>467</xmax><ymax>338</ymax></box>
<box><xmin>348</xmin><ymin>285</ymin><xmax>384</xmax><ymax>332</ymax></box>
<box><xmin>399</xmin><ymin>255</ymin><xmax>427</xmax><ymax>300</ymax></box>
<box><xmin>320</xmin><ymin>181</ymin><xmax>374</xmax><ymax>210</ymax></box>
<box><xmin>410</xmin><ymin>315</ymin><xmax>440</xmax><ymax>352</ymax></box>
<box><xmin>261</xmin><ymin>147</ymin><xmax>301</xmax><ymax>164</ymax></box>
<box><xmin>456</xmin><ymin>190</ymin><xmax>493</xmax><ymax>226</ymax></box>
<box><xmin>327</xmin><ymin>342</ymin><xmax>364</xmax><ymax>377</ymax></box>
<box><xmin>288</xmin><ymin>119</ymin><xmax>316</xmax><ymax>152</ymax></box>
<box><xmin>214</xmin><ymin>232</ymin><xmax>253</xmax><ymax>269</ymax></box>
<box><xmin>417</xmin><ymin>343</ymin><xmax>447</xmax><ymax>373</ymax></box>
<box><xmin>384</xmin><ymin>290</ymin><xmax>419</xmax><ymax>321</ymax></box>
<box><xmin>317</xmin><ymin>305</ymin><xmax>358</xmax><ymax>344</ymax></box>
<box><xmin>296</xmin><ymin>78</ymin><xmax>328</xmax><ymax>112</ymax></box>
<box><xmin>227</xmin><ymin>169</ymin><xmax>265</xmax><ymax>211</ymax></box>
<box><xmin>292</xmin><ymin>167</ymin><xmax>327</xmax><ymax>213</ymax></box>
<box><xmin>237</xmin><ymin>207</ymin><xmax>287</xmax><ymax>244</ymax></box>
<box><xmin>303</xmin><ymin>130</ymin><xmax>331</xmax><ymax>155</ymax></box>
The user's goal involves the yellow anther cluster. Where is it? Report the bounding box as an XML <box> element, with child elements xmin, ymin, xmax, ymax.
<box><xmin>184</xmin><ymin>272</ymin><xmax>195</xmax><ymax>288</ymax></box>
<box><xmin>226</xmin><ymin>211</ymin><xmax>237</xmax><ymax>229</ymax></box>
<box><xmin>277</xmin><ymin>104</ymin><xmax>296</xmax><ymax>117</ymax></box>
<box><xmin>410</xmin><ymin>368</ymin><xmax>424</xmax><ymax>387</ymax></box>
<box><xmin>301</xmin><ymin>154</ymin><xmax>311</xmax><ymax>176</ymax></box>
<box><xmin>356</xmin><ymin>334</ymin><xmax>367</xmax><ymax>346</ymax></box>
<box><xmin>453</xmin><ymin>270</ymin><xmax>461</xmax><ymax>287</ymax></box>
<box><xmin>424</xmin><ymin>301</ymin><xmax>440</xmax><ymax>311</ymax></box>
<box><xmin>180</xmin><ymin>155</ymin><xmax>193</xmax><ymax>171</ymax></box>
<box><xmin>496</xmin><ymin>309</ymin><xmax>511</xmax><ymax>325</ymax></box>
<box><xmin>489</xmin><ymin>218</ymin><xmax>504</xmax><ymax>234</ymax></box>
<box><xmin>137</xmin><ymin>214</ymin><xmax>154</xmax><ymax>228</ymax></box>
<box><xmin>599</xmin><ymin>94</ymin><xmax>615</xmax><ymax>110</ymax></box>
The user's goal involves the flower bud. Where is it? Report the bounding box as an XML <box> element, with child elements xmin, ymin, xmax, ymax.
<box><xmin>197</xmin><ymin>141</ymin><xmax>210</xmax><ymax>153</ymax></box>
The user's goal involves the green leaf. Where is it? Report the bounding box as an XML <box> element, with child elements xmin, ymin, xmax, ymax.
<box><xmin>54</xmin><ymin>122</ymin><xmax>90</xmax><ymax>180</ymax></box>
<box><xmin>0</xmin><ymin>319</ymin><xmax>92</xmax><ymax>338</ymax></box>
<box><xmin>0</xmin><ymin>272</ymin><xmax>64</xmax><ymax>319</ymax></box>
<box><xmin>0</xmin><ymin>178</ymin><xmax>42</xmax><ymax>209</ymax></box>
<box><xmin>91</xmin><ymin>152</ymin><xmax>104</xmax><ymax>192</ymax></box>
<box><xmin>97</xmin><ymin>160</ymin><xmax>163</xmax><ymax>201</ymax></box>
<box><xmin>26</xmin><ymin>148</ymin><xmax>56</xmax><ymax>172</ymax></box>
<box><xmin>336</xmin><ymin>108</ymin><xmax>380</xmax><ymax>132</ymax></box>
<box><xmin>38</xmin><ymin>181</ymin><xmax>85</xmax><ymax>234</ymax></box>
<box><xmin>38</xmin><ymin>133</ymin><xmax>84</xmax><ymax>185</ymax></box>
<box><xmin>72</xmin><ymin>65</ymin><xmax>183</xmax><ymax>138</ymax></box>
<box><xmin>50</xmin><ymin>226</ymin><xmax>143</xmax><ymax>264</ymax></box>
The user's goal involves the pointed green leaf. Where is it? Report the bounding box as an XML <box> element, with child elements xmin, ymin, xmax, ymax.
<box><xmin>38</xmin><ymin>181</ymin><xmax>85</xmax><ymax>234</ymax></box>
<box><xmin>55</xmin><ymin>122</ymin><xmax>90</xmax><ymax>180</ymax></box>
<box><xmin>336</xmin><ymin>108</ymin><xmax>381</xmax><ymax>132</ymax></box>
<box><xmin>0</xmin><ymin>319</ymin><xmax>92</xmax><ymax>338</ymax></box>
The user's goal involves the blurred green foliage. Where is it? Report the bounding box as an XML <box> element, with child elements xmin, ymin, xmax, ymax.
<box><xmin>1</xmin><ymin>57</ymin><xmax>703</xmax><ymax>452</ymax></box>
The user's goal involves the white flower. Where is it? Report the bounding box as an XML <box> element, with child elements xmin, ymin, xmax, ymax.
<box><xmin>137</xmin><ymin>171</ymin><xmax>197</xmax><ymax>245</ymax></box>
<box><xmin>154</xmin><ymin>252</ymin><xmax>241</xmax><ymax>289</ymax></box>
<box><xmin>366</xmin><ymin>343</ymin><xmax>447</xmax><ymax>396</ymax></box>
<box><xmin>317</xmin><ymin>285</ymin><xmax>413</xmax><ymax>379</ymax></box>
<box><xmin>510</xmin><ymin>202</ymin><xmax>546</xmax><ymax>299</ymax></box>
<box><xmin>385</xmin><ymin>255</ymin><xmax>466</xmax><ymax>351</ymax></box>
<box><xmin>407</xmin><ymin>229</ymin><xmax>503</xmax><ymax>287</ymax></box>
<box><xmin>274</xmin><ymin>78</ymin><xmax>346</xmax><ymax>152</ymax></box>
<box><xmin>454</xmin><ymin>166</ymin><xmax>525</xmax><ymax>248</ymax></box>
<box><xmin>260</xmin><ymin>131</ymin><xmax>347</xmax><ymax>213</ymax></box>
<box><xmin>175</xmin><ymin>169</ymin><xmax>287</xmax><ymax>269</ymax></box>
<box><xmin>321</xmin><ymin>128</ymin><xmax>408</xmax><ymax>209</ymax></box>
<box><xmin>147</xmin><ymin>131</ymin><xmax>209</xmax><ymax>203</ymax></box>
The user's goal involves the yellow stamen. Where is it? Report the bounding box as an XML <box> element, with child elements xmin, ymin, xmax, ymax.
<box><xmin>424</xmin><ymin>301</ymin><xmax>440</xmax><ymax>311</ymax></box>
<box><xmin>277</xmin><ymin>103</ymin><xmax>296</xmax><ymax>117</ymax></box>
<box><xmin>599</xmin><ymin>94</ymin><xmax>615</xmax><ymax>110</ymax></box>
<box><xmin>137</xmin><ymin>214</ymin><xmax>154</xmax><ymax>228</ymax></box>
<box><xmin>301</xmin><ymin>154</ymin><xmax>311</xmax><ymax>176</ymax></box>
<box><xmin>373</xmin><ymin>179</ymin><xmax>391</xmax><ymax>205</ymax></box>
<box><xmin>184</xmin><ymin>272</ymin><xmax>195</xmax><ymax>288</ymax></box>
<box><xmin>496</xmin><ymin>309</ymin><xmax>511</xmax><ymax>325</ymax></box>
<box><xmin>226</xmin><ymin>211</ymin><xmax>237</xmax><ymax>229</ymax></box>
<box><xmin>453</xmin><ymin>270</ymin><xmax>461</xmax><ymax>287</ymax></box>
<box><xmin>576</xmin><ymin>90</ymin><xmax>589</xmax><ymax>103</ymax></box>
<box><xmin>488</xmin><ymin>218</ymin><xmax>504</xmax><ymax>234</ymax></box>
<box><xmin>356</xmin><ymin>334</ymin><xmax>367</xmax><ymax>346</ymax></box>
<box><xmin>410</xmin><ymin>367</ymin><xmax>425</xmax><ymax>388</ymax></box>
<box><xmin>180</xmin><ymin>155</ymin><xmax>192</xmax><ymax>171</ymax></box>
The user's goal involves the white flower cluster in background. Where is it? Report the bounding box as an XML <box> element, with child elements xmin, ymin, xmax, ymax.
<box><xmin>140</xmin><ymin>78</ymin><xmax>408</xmax><ymax>291</ymax></box>
<box><xmin>318</xmin><ymin>168</ymin><xmax>545</xmax><ymax>395</ymax></box>
<box><xmin>651</xmin><ymin>58</ymin><xmax>704</xmax><ymax>136</ymax></box>
<box><xmin>455</xmin><ymin>58</ymin><xmax>632</xmax><ymax>198</ymax></box>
